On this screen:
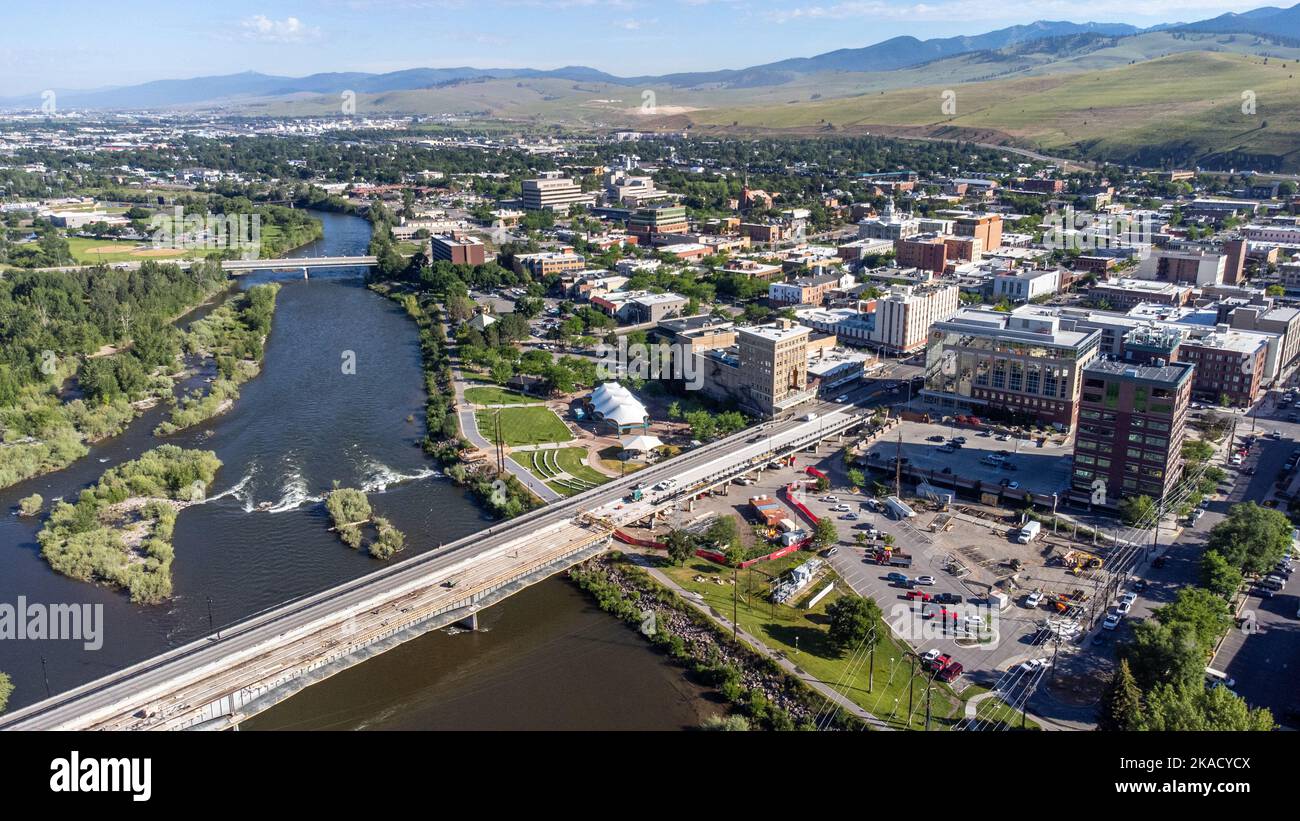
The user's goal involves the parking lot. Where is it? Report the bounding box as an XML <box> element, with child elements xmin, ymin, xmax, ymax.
<box><xmin>650</xmin><ymin>439</ymin><xmax>1080</xmax><ymax>708</ymax></box>
<box><xmin>861</xmin><ymin>420</ymin><xmax>1074</xmax><ymax>499</ymax></box>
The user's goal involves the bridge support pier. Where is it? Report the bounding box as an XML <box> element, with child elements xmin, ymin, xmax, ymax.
<box><xmin>302</xmin><ymin>267</ymin><xmax>309</xmax><ymax>280</ymax></box>
<box><xmin>457</xmin><ymin>612</ymin><xmax>479</xmax><ymax>631</ymax></box>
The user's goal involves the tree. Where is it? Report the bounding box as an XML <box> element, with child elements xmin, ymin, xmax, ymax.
<box><xmin>1118</xmin><ymin>494</ymin><xmax>1155</xmax><ymax>526</ymax></box>
<box><xmin>1206</xmin><ymin>502</ymin><xmax>1292</xmax><ymax>575</ymax></box>
<box><xmin>1153</xmin><ymin>587</ymin><xmax>1232</xmax><ymax>655</ymax></box>
<box><xmin>684</xmin><ymin>409</ymin><xmax>718</xmax><ymax>441</ymax></box>
<box><xmin>847</xmin><ymin>468</ymin><xmax>866</xmax><ymax>489</ymax></box>
<box><xmin>704</xmin><ymin>516</ymin><xmax>740</xmax><ymax>552</ymax></box>
<box><xmin>1180</xmin><ymin>439</ymin><xmax>1214</xmax><ymax>465</ymax></box>
<box><xmin>1098</xmin><ymin>660</ymin><xmax>1144</xmax><ymax>731</ymax></box>
<box><xmin>1120</xmin><ymin>620</ymin><xmax>1205</xmax><ymax>693</ymax></box>
<box><xmin>370</xmin><ymin>517</ymin><xmax>406</xmax><ymax>560</ymax></box>
<box><xmin>812</xmin><ymin>516</ymin><xmax>838</xmax><ymax>549</ymax></box>
<box><xmin>0</xmin><ymin>672</ymin><xmax>10</xmax><ymax>714</ymax></box>
<box><xmin>18</xmin><ymin>494</ymin><xmax>42</xmax><ymax>516</ymax></box>
<box><xmin>325</xmin><ymin>487</ymin><xmax>371</xmax><ymax>549</ymax></box>
<box><xmin>700</xmin><ymin>714</ymin><xmax>750</xmax><ymax>731</ymax></box>
<box><xmin>1200</xmin><ymin>550</ymin><xmax>1243</xmax><ymax>599</ymax></box>
<box><xmin>825</xmin><ymin>594</ymin><xmax>881</xmax><ymax>654</ymax></box>
<box><xmin>665</xmin><ymin>528</ymin><xmax>696</xmax><ymax>565</ymax></box>
<box><xmin>1142</xmin><ymin>682</ymin><xmax>1274</xmax><ymax>731</ymax></box>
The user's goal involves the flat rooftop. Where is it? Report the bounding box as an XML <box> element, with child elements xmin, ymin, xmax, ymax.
<box><xmin>1084</xmin><ymin>357</ymin><xmax>1193</xmax><ymax>387</ymax></box>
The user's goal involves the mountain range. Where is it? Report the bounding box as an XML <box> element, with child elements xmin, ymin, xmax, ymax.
<box><xmin>7</xmin><ymin>7</ymin><xmax>1300</xmax><ymax>111</ymax></box>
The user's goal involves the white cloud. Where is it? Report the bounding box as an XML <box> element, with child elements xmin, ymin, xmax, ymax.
<box><xmin>240</xmin><ymin>15</ymin><xmax>322</xmax><ymax>43</ymax></box>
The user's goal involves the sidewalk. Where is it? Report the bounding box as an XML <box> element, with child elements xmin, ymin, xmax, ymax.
<box><xmin>449</xmin><ymin>358</ymin><xmax>562</xmax><ymax>503</ymax></box>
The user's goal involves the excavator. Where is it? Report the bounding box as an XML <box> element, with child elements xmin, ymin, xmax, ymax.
<box><xmin>1062</xmin><ymin>549</ymin><xmax>1103</xmax><ymax>575</ymax></box>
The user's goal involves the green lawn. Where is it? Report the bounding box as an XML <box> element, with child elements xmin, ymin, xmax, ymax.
<box><xmin>555</xmin><ymin>447</ymin><xmax>610</xmax><ymax>485</ymax></box>
<box><xmin>663</xmin><ymin>556</ymin><xmax>968</xmax><ymax>730</ymax></box>
<box><xmin>477</xmin><ymin>406</ymin><xmax>572</xmax><ymax>446</ymax></box>
<box><xmin>964</xmin><ymin>684</ymin><xmax>1042</xmax><ymax>731</ymax></box>
<box><xmin>521</xmin><ymin>446</ymin><xmax>610</xmax><ymax>497</ymax></box>
<box><xmin>464</xmin><ymin>385</ymin><xmax>539</xmax><ymax>406</ymax></box>
<box><xmin>67</xmin><ymin>236</ymin><xmax>196</xmax><ymax>264</ymax></box>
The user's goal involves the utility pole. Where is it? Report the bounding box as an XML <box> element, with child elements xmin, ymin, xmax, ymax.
<box><xmin>925</xmin><ymin>679</ymin><xmax>933</xmax><ymax>731</ymax></box>
<box><xmin>907</xmin><ymin>655</ymin><xmax>916</xmax><ymax>720</ymax></box>
<box><xmin>41</xmin><ymin>655</ymin><xmax>50</xmax><ymax>698</ymax></box>
<box><xmin>867</xmin><ymin>627</ymin><xmax>877</xmax><ymax>693</ymax></box>
<box><xmin>895</xmin><ymin>425</ymin><xmax>903</xmax><ymax>498</ymax></box>
<box><xmin>732</xmin><ymin>565</ymin><xmax>739</xmax><ymax>644</ymax></box>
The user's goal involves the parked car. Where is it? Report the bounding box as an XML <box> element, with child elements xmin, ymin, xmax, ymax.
<box><xmin>886</xmin><ymin>572</ymin><xmax>909</xmax><ymax>583</ymax></box>
<box><xmin>1024</xmin><ymin>591</ymin><xmax>1043</xmax><ymax>608</ymax></box>
<box><xmin>937</xmin><ymin>662</ymin><xmax>964</xmax><ymax>682</ymax></box>
<box><xmin>923</xmin><ymin>652</ymin><xmax>952</xmax><ymax>672</ymax></box>
<box><xmin>927</xmin><ymin>435</ymin><xmax>946</xmax><ymax>442</ymax></box>
<box><xmin>1102</xmin><ymin>612</ymin><xmax>1122</xmax><ymax>630</ymax></box>
<box><xmin>905</xmin><ymin>590</ymin><xmax>932</xmax><ymax>602</ymax></box>
<box><xmin>933</xmin><ymin>592</ymin><xmax>963</xmax><ymax>605</ymax></box>
<box><xmin>915</xmin><ymin>575</ymin><xmax>936</xmax><ymax>586</ymax></box>
<box><xmin>1116</xmin><ymin>600</ymin><xmax>1133</xmax><ymax>615</ymax></box>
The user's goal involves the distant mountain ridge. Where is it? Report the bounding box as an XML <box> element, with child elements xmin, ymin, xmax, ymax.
<box><xmin>4</xmin><ymin>6</ymin><xmax>1300</xmax><ymax>110</ymax></box>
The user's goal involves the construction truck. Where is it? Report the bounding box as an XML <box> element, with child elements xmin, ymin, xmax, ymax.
<box><xmin>1052</xmin><ymin>588</ymin><xmax>1089</xmax><ymax>614</ymax></box>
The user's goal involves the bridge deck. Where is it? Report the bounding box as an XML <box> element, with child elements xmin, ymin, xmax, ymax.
<box><xmin>0</xmin><ymin>405</ymin><xmax>865</xmax><ymax>730</ymax></box>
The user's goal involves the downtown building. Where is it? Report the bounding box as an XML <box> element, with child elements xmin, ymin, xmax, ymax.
<box><xmin>868</xmin><ymin>283</ymin><xmax>960</xmax><ymax>354</ymax></box>
<box><xmin>429</xmin><ymin>233</ymin><xmax>487</xmax><ymax>265</ymax></box>
<box><xmin>695</xmin><ymin>320</ymin><xmax>815</xmax><ymax>417</ymax></box>
<box><xmin>1071</xmin><ymin>326</ymin><xmax>1193</xmax><ymax>507</ymax></box>
<box><xmin>922</xmin><ymin>308</ymin><xmax>1101</xmax><ymax>429</ymax></box>
<box><xmin>521</xmin><ymin>172</ymin><xmax>596</xmax><ymax>212</ymax></box>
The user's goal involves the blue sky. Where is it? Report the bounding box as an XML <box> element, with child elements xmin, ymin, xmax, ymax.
<box><xmin>0</xmin><ymin>0</ymin><xmax>1268</xmax><ymax>96</ymax></box>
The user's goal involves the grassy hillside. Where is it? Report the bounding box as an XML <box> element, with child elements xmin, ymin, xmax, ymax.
<box><xmin>689</xmin><ymin>52</ymin><xmax>1300</xmax><ymax>170</ymax></box>
<box><xmin>241</xmin><ymin>32</ymin><xmax>1300</xmax><ymax>170</ymax></box>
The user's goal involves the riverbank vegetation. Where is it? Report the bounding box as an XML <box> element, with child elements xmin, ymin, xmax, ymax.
<box><xmin>18</xmin><ymin>493</ymin><xmax>42</xmax><ymax>516</ymax></box>
<box><xmin>0</xmin><ymin>259</ymin><xmax>230</xmax><ymax>489</ymax></box>
<box><xmin>0</xmin><ymin>672</ymin><xmax>11</xmax><ymax>714</ymax></box>
<box><xmin>570</xmin><ymin>554</ymin><xmax>862</xmax><ymax>731</ymax></box>
<box><xmin>324</xmin><ymin>486</ymin><xmax>407</xmax><ymax>560</ymax></box>
<box><xmin>36</xmin><ymin>445</ymin><xmax>221</xmax><ymax>604</ymax></box>
<box><xmin>370</xmin><ymin>281</ymin><xmax>538</xmax><ymax>519</ymax></box>
<box><xmin>156</xmin><ymin>283</ymin><xmax>279</xmax><ymax>435</ymax></box>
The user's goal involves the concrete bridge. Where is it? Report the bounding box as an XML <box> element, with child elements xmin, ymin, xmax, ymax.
<box><xmin>15</xmin><ymin>255</ymin><xmax>378</xmax><ymax>275</ymax></box>
<box><xmin>222</xmin><ymin>256</ymin><xmax>377</xmax><ymax>276</ymax></box>
<box><xmin>0</xmin><ymin>404</ymin><xmax>869</xmax><ymax>731</ymax></box>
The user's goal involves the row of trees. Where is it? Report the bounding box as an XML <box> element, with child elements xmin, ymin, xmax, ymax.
<box><xmin>1102</xmin><ymin>502</ymin><xmax>1285</xmax><ymax>731</ymax></box>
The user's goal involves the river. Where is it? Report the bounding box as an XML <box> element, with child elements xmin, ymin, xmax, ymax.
<box><xmin>0</xmin><ymin>211</ymin><xmax>715</xmax><ymax>730</ymax></box>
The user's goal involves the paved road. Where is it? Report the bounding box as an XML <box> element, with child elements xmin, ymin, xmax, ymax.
<box><xmin>1202</xmin><ymin>392</ymin><xmax>1300</xmax><ymax>725</ymax></box>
